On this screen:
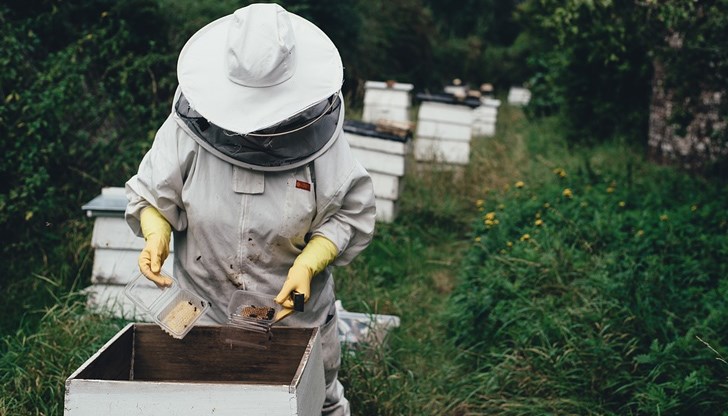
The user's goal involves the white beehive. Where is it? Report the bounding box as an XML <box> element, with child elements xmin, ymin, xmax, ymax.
<box><xmin>362</xmin><ymin>80</ymin><xmax>414</xmax><ymax>124</ymax></box>
<box><xmin>64</xmin><ymin>324</ymin><xmax>325</xmax><ymax>416</ymax></box>
<box><xmin>344</xmin><ymin>120</ymin><xmax>411</xmax><ymax>223</ymax></box>
<box><xmin>414</xmin><ymin>93</ymin><xmax>480</xmax><ymax>165</ymax></box>
<box><xmin>507</xmin><ymin>87</ymin><xmax>532</xmax><ymax>106</ymax></box>
<box><xmin>81</xmin><ymin>187</ymin><xmax>175</xmax><ymax>319</ymax></box>
<box><xmin>472</xmin><ymin>97</ymin><xmax>501</xmax><ymax>137</ymax></box>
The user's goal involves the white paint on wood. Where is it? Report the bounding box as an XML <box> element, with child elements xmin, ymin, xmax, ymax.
<box><xmin>362</xmin><ymin>81</ymin><xmax>413</xmax><ymax>123</ymax></box>
<box><xmin>414</xmin><ymin>137</ymin><xmax>470</xmax><ymax>165</ymax></box>
<box><xmin>416</xmin><ymin>120</ymin><xmax>472</xmax><ymax>142</ymax></box>
<box><xmin>473</xmin><ymin>122</ymin><xmax>496</xmax><ymax>137</ymax></box>
<box><xmin>417</xmin><ymin>101</ymin><xmax>473</xmax><ymax>125</ymax></box>
<box><xmin>64</xmin><ymin>324</ymin><xmax>326</xmax><ymax>416</ymax></box>
<box><xmin>83</xmin><ymin>284</ymin><xmax>152</xmax><ymax>320</ymax></box>
<box><xmin>92</xmin><ymin>248</ymin><xmax>175</xmax><ymax>285</ymax></box>
<box><xmin>374</xmin><ymin>198</ymin><xmax>397</xmax><ymax>223</ymax></box>
<box><xmin>507</xmin><ymin>87</ymin><xmax>531</xmax><ymax>105</ymax></box>
<box><xmin>350</xmin><ymin>147</ymin><xmax>406</xmax><ymax>177</ymax></box>
<box><xmin>363</xmin><ymin>80</ymin><xmax>414</xmax><ymax>92</ymax></box>
<box><xmin>345</xmin><ymin>132</ymin><xmax>410</xmax><ymax>156</ymax></box>
<box><xmin>91</xmin><ymin>217</ymin><xmax>145</xmax><ymax>250</ymax></box>
<box><xmin>369</xmin><ymin>171</ymin><xmax>404</xmax><ymax>200</ymax></box>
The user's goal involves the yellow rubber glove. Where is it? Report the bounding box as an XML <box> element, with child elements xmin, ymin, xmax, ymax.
<box><xmin>274</xmin><ymin>235</ymin><xmax>338</xmax><ymax>320</ymax></box>
<box><xmin>139</xmin><ymin>206</ymin><xmax>173</xmax><ymax>288</ymax></box>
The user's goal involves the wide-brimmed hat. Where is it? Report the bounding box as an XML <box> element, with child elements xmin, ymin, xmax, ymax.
<box><xmin>177</xmin><ymin>3</ymin><xmax>343</xmax><ymax>135</ymax></box>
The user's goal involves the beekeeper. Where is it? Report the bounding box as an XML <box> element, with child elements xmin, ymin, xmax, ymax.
<box><xmin>124</xmin><ymin>4</ymin><xmax>375</xmax><ymax>415</ymax></box>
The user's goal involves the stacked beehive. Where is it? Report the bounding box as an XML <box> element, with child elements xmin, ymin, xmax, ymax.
<box><xmin>414</xmin><ymin>93</ymin><xmax>480</xmax><ymax>165</ymax></box>
<box><xmin>362</xmin><ymin>80</ymin><xmax>414</xmax><ymax>123</ymax></box>
<box><xmin>81</xmin><ymin>187</ymin><xmax>175</xmax><ymax>319</ymax></box>
<box><xmin>344</xmin><ymin>120</ymin><xmax>411</xmax><ymax>223</ymax></box>
<box><xmin>472</xmin><ymin>97</ymin><xmax>501</xmax><ymax>137</ymax></box>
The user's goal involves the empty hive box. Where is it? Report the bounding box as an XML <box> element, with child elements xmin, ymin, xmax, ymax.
<box><xmin>344</xmin><ymin>120</ymin><xmax>412</xmax><ymax>223</ymax></box>
<box><xmin>64</xmin><ymin>324</ymin><xmax>325</xmax><ymax>416</ymax></box>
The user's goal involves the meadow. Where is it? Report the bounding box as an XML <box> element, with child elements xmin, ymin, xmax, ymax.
<box><xmin>3</xmin><ymin>105</ymin><xmax>726</xmax><ymax>415</ymax></box>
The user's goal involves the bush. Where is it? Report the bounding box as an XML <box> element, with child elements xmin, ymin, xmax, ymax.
<box><xmin>447</xmin><ymin>148</ymin><xmax>728</xmax><ymax>414</ymax></box>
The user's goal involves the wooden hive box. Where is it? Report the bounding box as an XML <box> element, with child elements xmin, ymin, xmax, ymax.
<box><xmin>507</xmin><ymin>87</ymin><xmax>532</xmax><ymax>106</ymax></box>
<box><xmin>414</xmin><ymin>93</ymin><xmax>480</xmax><ymax>165</ymax></box>
<box><xmin>64</xmin><ymin>324</ymin><xmax>325</xmax><ymax>416</ymax></box>
<box><xmin>472</xmin><ymin>98</ymin><xmax>501</xmax><ymax>137</ymax></box>
<box><xmin>344</xmin><ymin>120</ymin><xmax>412</xmax><ymax>223</ymax></box>
<box><xmin>362</xmin><ymin>80</ymin><xmax>414</xmax><ymax>124</ymax></box>
<box><xmin>81</xmin><ymin>187</ymin><xmax>175</xmax><ymax>319</ymax></box>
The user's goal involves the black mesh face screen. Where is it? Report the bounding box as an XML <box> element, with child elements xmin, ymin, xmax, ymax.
<box><xmin>176</xmin><ymin>93</ymin><xmax>341</xmax><ymax>168</ymax></box>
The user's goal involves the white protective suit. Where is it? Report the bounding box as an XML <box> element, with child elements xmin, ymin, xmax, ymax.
<box><xmin>125</xmin><ymin>92</ymin><xmax>376</xmax><ymax>415</ymax></box>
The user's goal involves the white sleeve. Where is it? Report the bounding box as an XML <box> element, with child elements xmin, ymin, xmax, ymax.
<box><xmin>124</xmin><ymin>115</ymin><xmax>196</xmax><ymax>236</ymax></box>
<box><xmin>310</xmin><ymin>135</ymin><xmax>376</xmax><ymax>266</ymax></box>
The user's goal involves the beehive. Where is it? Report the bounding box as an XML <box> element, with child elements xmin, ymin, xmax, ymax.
<box><xmin>507</xmin><ymin>86</ymin><xmax>532</xmax><ymax>106</ymax></box>
<box><xmin>64</xmin><ymin>324</ymin><xmax>325</xmax><ymax>416</ymax></box>
<box><xmin>414</xmin><ymin>93</ymin><xmax>480</xmax><ymax>165</ymax></box>
<box><xmin>362</xmin><ymin>80</ymin><xmax>414</xmax><ymax>124</ymax></box>
<box><xmin>344</xmin><ymin>120</ymin><xmax>411</xmax><ymax>223</ymax></box>
<box><xmin>81</xmin><ymin>187</ymin><xmax>175</xmax><ymax>319</ymax></box>
<box><xmin>472</xmin><ymin>97</ymin><xmax>501</xmax><ymax>137</ymax></box>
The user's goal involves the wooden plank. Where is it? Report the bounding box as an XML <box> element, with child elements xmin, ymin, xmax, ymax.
<box><xmin>345</xmin><ymin>132</ymin><xmax>410</xmax><ymax>156</ymax></box>
<box><xmin>92</xmin><ymin>248</ymin><xmax>176</xmax><ymax>285</ymax></box>
<box><xmin>64</xmin><ymin>379</ymin><xmax>293</xmax><ymax>416</ymax></box>
<box><xmin>65</xmin><ymin>324</ymin><xmax>325</xmax><ymax>416</ymax></box>
<box><xmin>363</xmin><ymin>80</ymin><xmax>414</xmax><ymax>92</ymax></box>
<box><xmin>416</xmin><ymin>120</ymin><xmax>472</xmax><ymax>142</ymax></box>
<box><xmin>363</xmin><ymin>89</ymin><xmax>411</xmax><ymax>107</ymax></box>
<box><xmin>350</xmin><ymin>147</ymin><xmax>406</xmax><ymax>177</ymax></box>
<box><xmin>473</xmin><ymin>122</ymin><xmax>496</xmax><ymax>137</ymax></box>
<box><xmin>83</xmin><ymin>284</ymin><xmax>154</xmax><ymax>321</ymax></box>
<box><xmin>370</xmin><ymin>171</ymin><xmax>404</xmax><ymax>200</ymax></box>
<box><xmin>92</xmin><ymin>217</ymin><xmax>176</xmax><ymax>251</ymax></box>
<box><xmin>362</xmin><ymin>106</ymin><xmax>410</xmax><ymax>124</ymax></box>
<box><xmin>414</xmin><ymin>137</ymin><xmax>470</xmax><ymax>165</ymax></box>
<box><xmin>417</xmin><ymin>101</ymin><xmax>473</xmax><ymax>125</ymax></box>
<box><xmin>375</xmin><ymin>198</ymin><xmax>397</xmax><ymax>223</ymax></box>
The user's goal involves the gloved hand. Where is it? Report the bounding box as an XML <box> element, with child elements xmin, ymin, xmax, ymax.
<box><xmin>274</xmin><ymin>235</ymin><xmax>338</xmax><ymax>315</ymax></box>
<box><xmin>138</xmin><ymin>206</ymin><xmax>173</xmax><ymax>288</ymax></box>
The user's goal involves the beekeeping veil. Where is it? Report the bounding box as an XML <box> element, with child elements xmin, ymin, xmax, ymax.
<box><xmin>173</xmin><ymin>3</ymin><xmax>344</xmax><ymax>171</ymax></box>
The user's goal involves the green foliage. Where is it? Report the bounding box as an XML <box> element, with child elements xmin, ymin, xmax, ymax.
<box><xmin>447</xmin><ymin>139</ymin><xmax>728</xmax><ymax>413</ymax></box>
<box><xmin>519</xmin><ymin>0</ymin><xmax>728</xmax><ymax>147</ymax></box>
<box><xmin>0</xmin><ymin>1</ymin><xmax>177</xmax><ymax>334</ymax></box>
<box><xmin>0</xmin><ymin>293</ymin><xmax>127</xmax><ymax>415</ymax></box>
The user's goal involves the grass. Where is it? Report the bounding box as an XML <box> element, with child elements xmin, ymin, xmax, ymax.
<box><xmin>2</xmin><ymin>105</ymin><xmax>726</xmax><ymax>415</ymax></box>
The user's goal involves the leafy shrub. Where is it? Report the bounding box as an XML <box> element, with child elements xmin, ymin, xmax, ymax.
<box><xmin>447</xmin><ymin>153</ymin><xmax>728</xmax><ymax>414</ymax></box>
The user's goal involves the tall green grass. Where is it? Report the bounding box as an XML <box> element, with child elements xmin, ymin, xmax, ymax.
<box><xmin>2</xmin><ymin>106</ymin><xmax>725</xmax><ymax>415</ymax></box>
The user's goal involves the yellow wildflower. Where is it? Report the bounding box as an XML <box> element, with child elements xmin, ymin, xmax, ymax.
<box><xmin>476</xmin><ymin>199</ymin><xmax>485</xmax><ymax>208</ymax></box>
<box><xmin>25</xmin><ymin>211</ymin><xmax>34</xmax><ymax>221</ymax></box>
<box><xmin>474</xmin><ymin>236</ymin><xmax>481</xmax><ymax>243</ymax></box>
<box><xmin>660</xmin><ymin>214</ymin><xmax>669</xmax><ymax>221</ymax></box>
<box><xmin>636</xmin><ymin>229</ymin><xmax>644</xmax><ymax>237</ymax></box>
<box><xmin>543</xmin><ymin>202</ymin><xmax>551</xmax><ymax>208</ymax></box>
<box><xmin>618</xmin><ymin>201</ymin><xmax>626</xmax><ymax>207</ymax></box>
<box><xmin>534</xmin><ymin>219</ymin><xmax>544</xmax><ymax>226</ymax></box>
<box><xmin>562</xmin><ymin>188</ymin><xmax>573</xmax><ymax>198</ymax></box>
<box><xmin>520</xmin><ymin>233</ymin><xmax>530</xmax><ymax>241</ymax></box>
<box><xmin>485</xmin><ymin>219</ymin><xmax>495</xmax><ymax>227</ymax></box>
<box><xmin>553</xmin><ymin>168</ymin><xmax>567</xmax><ymax>178</ymax></box>
<box><xmin>506</xmin><ymin>241</ymin><xmax>513</xmax><ymax>247</ymax></box>
<box><xmin>606</xmin><ymin>187</ymin><xmax>615</xmax><ymax>194</ymax></box>
<box><xmin>535</xmin><ymin>212</ymin><xmax>541</xmax><ymax>219</ymax></box>
<box><xmin>515</xmin><ymin>181</ymin><xmax>525</xmax><ymax>188</ymax></box>
<box><xmin>691</xmin><ymin>205</ymin><xmax>698</xmax><ymax>212</ymax></box>
<box><xmin>484</xmin><ymin>212</ymin><xmax>496</xmax><ymax>221</ymax></box>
